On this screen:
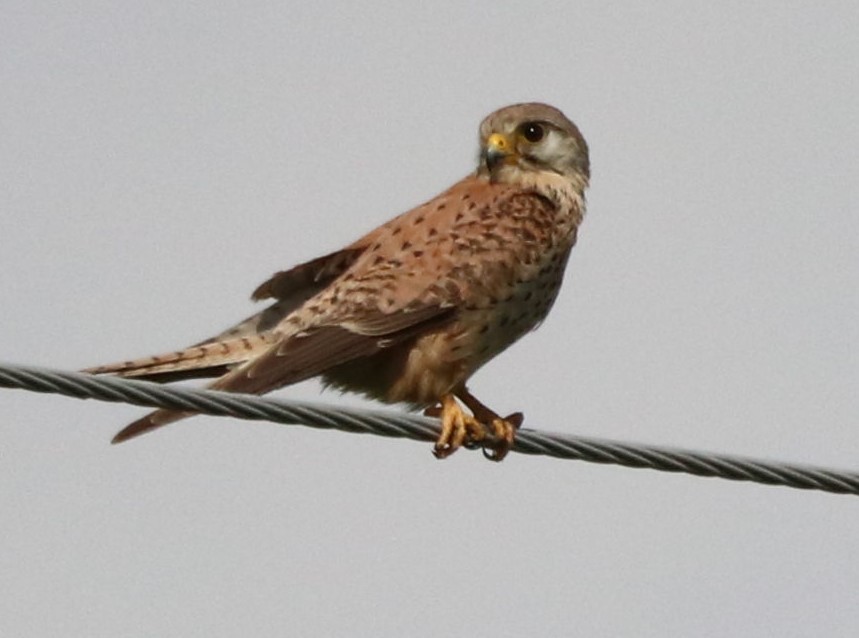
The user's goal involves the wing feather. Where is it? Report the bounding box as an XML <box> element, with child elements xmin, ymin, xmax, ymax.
<box><xmin>211</xmin><ymin>306</ymin><xmax>456</xmax><ymax>395</ymax></box>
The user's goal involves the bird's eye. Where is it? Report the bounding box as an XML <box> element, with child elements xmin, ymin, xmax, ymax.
<box><xmin>521</xmin><ymin>122</ymin><xmax>545</xmax><ymax>143</ymax></box>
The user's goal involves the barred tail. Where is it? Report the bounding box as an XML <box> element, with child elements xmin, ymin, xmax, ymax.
<box><xmin>82</xmin><ymin>334</ymin><xmax>276</xmax><ymax>382</ymax></box>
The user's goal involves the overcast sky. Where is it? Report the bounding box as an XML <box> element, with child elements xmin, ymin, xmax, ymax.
<box><xmin>2</xmin><ymin>1</ymin><xmax>858</xmax><ymax>636</ymax></box>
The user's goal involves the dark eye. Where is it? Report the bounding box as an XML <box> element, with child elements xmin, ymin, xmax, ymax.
<box><xmin>521</xmin><ymin>122</ymin><xmax>545</xmax><ymax>143</ymax></box>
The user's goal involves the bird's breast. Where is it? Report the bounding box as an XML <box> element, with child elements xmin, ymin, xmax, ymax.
<box><xmin>374</xmin><ymin>243</ymin><xmax>574</xmax><ymax>404</ymax></box>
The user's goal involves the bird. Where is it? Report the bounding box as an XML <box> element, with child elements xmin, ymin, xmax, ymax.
<box><xmin>84</xmin><ymin>102</ymin><xmax>590</xmax><ymax>461</ymax></box>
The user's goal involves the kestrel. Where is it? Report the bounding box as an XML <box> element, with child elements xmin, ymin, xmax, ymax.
<box><xmin>85</xmin><ymin>102</ymin><xmax>590</xmax><ymax>460</ymax></box>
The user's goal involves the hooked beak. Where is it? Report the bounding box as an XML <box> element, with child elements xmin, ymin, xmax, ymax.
<box><xmin>483</xmin><ymin>132</ymin><xmax>515</xmax><ymax>171</ymax></box>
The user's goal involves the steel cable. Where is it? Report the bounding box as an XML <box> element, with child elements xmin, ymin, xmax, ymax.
<box><xmin>1</xmin><ymin>361</ymin><xmax>856</xmax><ymax>496</ymax></box>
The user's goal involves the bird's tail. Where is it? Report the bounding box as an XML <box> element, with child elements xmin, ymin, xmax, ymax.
<box><xmin>82</xmin><ymin>333</ymin><xmax>277</xmax><ymax>382</ymax></box>
<box><xmin>83</xmin><ymin>333</ymin><xmax>278</xmax><ymax>443</ymax></box>
<box><xmin>109</xmin><ymin>407</ymin><xmax>194</xmax><ymax>444</ymax></box>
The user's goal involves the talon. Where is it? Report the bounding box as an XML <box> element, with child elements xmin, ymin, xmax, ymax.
<box><xmin>432</xmin><ymin>388</ymin><xmax>521</xmax><ymax>461</ymax></box>
<box><xmin>433</xmin><ymin>394</ymin><xmax>489</xmax><ymax>459</ymax></box>
<box><xmin>454</xmin><ymin>386</ymin><xmax>521</xmax><ymax>461</ymax></box>
<box><xmin>482</xmin><ymin>418</ymin><xmax>516</xmax><ymax>461</ymax></box>
<box><xmin>503</xmin><ymin>412</ymin><xmax>524</xmax><ymax>429</ymax></box>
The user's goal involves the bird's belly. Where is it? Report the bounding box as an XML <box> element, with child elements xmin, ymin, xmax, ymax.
<box><xmin>320</xmin><ymin>329</ymin><xmax>463</xmax><ymax>407</ymax></box>
<box><xmin>458</xmin><ymin>259</ymin><xmax>567</xmax><ymax>371</ymax></box>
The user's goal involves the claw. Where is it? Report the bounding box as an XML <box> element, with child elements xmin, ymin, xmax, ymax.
<box><xmin>432</xmin><ymin>390</ymin><xmax>522</xmax><ymax>461</ymax></box>
<box><xmin>482</xmin><ymin>418</ymin><xmax>516</xmax><ymax>461</ymax></box>
<box><xmin>504</xmin><ymin>412</ymin><xmax>524</xmax><ymax>430</ymax></box>
<box><xmin>433</xmin><ymin>394</ymin><xmax>488</xmax><ymax>459</ymax></box>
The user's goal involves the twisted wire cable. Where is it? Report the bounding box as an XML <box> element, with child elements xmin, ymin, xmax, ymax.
<box><xmin>1</xmin><ymin>361</ymin><xmax>856</xmax><ymax>497</ymax></box>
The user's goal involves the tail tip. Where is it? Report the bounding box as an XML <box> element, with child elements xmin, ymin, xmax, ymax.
<box><xmin>111</xmin><ymin>427</ymin><xmax>139</xmax><ymax>444</ymax></box>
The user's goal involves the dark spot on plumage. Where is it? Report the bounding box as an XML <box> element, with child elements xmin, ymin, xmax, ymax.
<box><xmin>437</xmin><ymin>203</ymin><xmax>446</xmax><ymax>210</ymax></box>
<box><xmin>372</xmin><ymin>242</ymin><xmax>382</xmax><ymax>251</ymax></box>
<box><xmin>412</xmin><ymin>250</ymin><xmax>424</xmax><ymax>258</ymax></box>
<box><xmin>401</xmin><ymin>240</ymin><xmax>412</xmax><ymax>251</ymax></box>
<box><xmin>455</xmin><ymin>211</ymin><xmax>465</xmax><ymax>221</ymax></box>
<box><xmin>414</xmin><ymin>214</ymin><xmax>425</xmax><ymax>225</ymax></box>
<box><xmin>392</xmin><ymin>226</ymin><xmax>402</xmax><ymax>236</ymax></box>
<box><xmin>373</xmin><ymin>255</ymin><xmax>385</xmax><ymax>265</ymax></box>
<box><xmin>428</xmin><ymin>227</ymin><xmax>438</xmax><ymax>237</ymax></box>
<box><xmin>523</xmin><ymin>291</ymin><xmax>533</xmax><ymax>302</ymax></box>
<box><xmin>515</xmin><ymin>310</ymin><xmax>532</xmax><ymax>322</ymax></box>
<box><xmin>478</xmin><ymin>324</ymin><xmax>489</xmax><ymax>334</ymax></box>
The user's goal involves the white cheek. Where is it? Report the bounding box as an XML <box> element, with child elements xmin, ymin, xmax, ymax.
<box><xmin>537</xmin><ymin>130</ymin><xmax>566</xmax><ymax>162</ymax></box>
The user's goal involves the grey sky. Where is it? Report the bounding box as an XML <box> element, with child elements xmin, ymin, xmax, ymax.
<box><xmin>2</xmin><ymin>1</ymin><xmax>858</xmax><ymax>636</ymax></box>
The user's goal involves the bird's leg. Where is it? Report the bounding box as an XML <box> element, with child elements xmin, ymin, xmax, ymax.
<box><xmin>456</xmin><ymin>387</ymin><xmax>522</xmax><ymax>461</ymax></box>
<box><xmin>432</xmin><ymin>394</ymin><xmax>490</xmax><ymax>459</ymax></box>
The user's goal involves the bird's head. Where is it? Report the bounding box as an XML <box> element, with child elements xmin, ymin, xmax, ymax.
<box><xmin>477</xmin><ymin>102</ymin><xmax>589</xmax><ymax>190</ymax></box>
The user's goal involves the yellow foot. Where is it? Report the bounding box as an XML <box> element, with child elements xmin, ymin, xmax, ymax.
<box><xmin>458</xmin><ymin>387</ymin><xmax>522</xmax><ymax>461</ymax></box>
<box><xmin>427</xmin><ymin>391</ymin><xmax>523</xmax><ymax>462</ymax></box>
<box><xmin>483</xmin><ymin>417</ymin><xmax>516</xmax><ymax>462</ymax></box>
<box><xmin>432</xmin><ymin>395</ymin><xmax>489</xmax><ymax>459</ymax></box>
